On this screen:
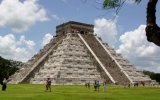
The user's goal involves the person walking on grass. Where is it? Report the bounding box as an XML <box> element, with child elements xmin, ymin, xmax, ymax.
<box><xmin>45</xmin><ymin>78</ymin><xmax>51</xmax><ymax>92</ymax></box>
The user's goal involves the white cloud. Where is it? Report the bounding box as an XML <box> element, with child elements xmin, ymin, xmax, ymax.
<box><xmin>42</xmin><ymin>33</ymin><xmax>52</xmax><ymax>46</ymax></box>
<box><xmin>0</xmin><ymin>34</ymin><xmax>36</xmax><ymax>62</ymax></box>
<box><xmin>0</xmin><ymin>0</ymin><xmax>49</xmax><ymax>33</ymax></box>
<box><xmin>94</xmin><ymin>18</ymin><xmax>117</xmax><ymax>46</ymax></box>
<box><xmin>17</xmin><ymin>35</ymin><xmax>35</xmax><ymax>49</ymax></box>
<box><xmin>52</xmin><ymin>15</ymin><xmax>60</xmax><ymax>20</ymax></box>
<box><xmin>117</xmin><ymin>25</ymin><xmax>160</xmax><ymax>73</ymax></box>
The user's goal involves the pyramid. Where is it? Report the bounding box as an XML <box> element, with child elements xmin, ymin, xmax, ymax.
<box><xmin>8</xmin><ymin>21</ymin><xmax>152</xmax><ymax>85</ymax></box>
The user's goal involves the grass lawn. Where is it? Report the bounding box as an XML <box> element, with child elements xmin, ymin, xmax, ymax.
<box><xmin>0</xmin><ymin>84</ymin><xmax>159</xmax><ymax>100</ymax></box>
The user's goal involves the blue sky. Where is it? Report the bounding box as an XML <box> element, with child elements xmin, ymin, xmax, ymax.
<box><xmin>0</xmin><ymin>0</ymin><xmax>160</xmax><ymax>72</ymax></box>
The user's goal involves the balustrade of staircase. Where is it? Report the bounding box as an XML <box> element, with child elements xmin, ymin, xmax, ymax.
<box><xmin>8</xmin><ymin>35</ymin><xmax>65</xmax><ymax>84</ymax></box>
<box><xmin>103</xmin><ymin>39</ymin><xmax>152</xmax><ymax>84</ymax></box>
<box><xmin>80</xmin><ymin>34</ymin><xmax>132</xmax><ymax>84</ymax></box>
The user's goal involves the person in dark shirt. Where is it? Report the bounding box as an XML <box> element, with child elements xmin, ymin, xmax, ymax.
<box><xmin>96</xmin><ymin>80</ymin><xmax>100</xmax><ymax>92</ymax></box>
<box><xmin>45</xmin><ymin>78</ymin><xmax>51</xmax><ymax>92</ymax></box>
<box><xmin>2</xmin><ymin>78</ymin><xmax>7</xmax><ymax>91</ymax></box>
<box><xmin>94</xmin><ymin>80</ymin><xmax>97</xmax><ymax>91</ymax></box>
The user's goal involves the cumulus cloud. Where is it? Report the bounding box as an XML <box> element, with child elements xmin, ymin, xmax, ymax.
<box><xmin>0</xmin><ymin>34</ymin><xmax>36</xmax><ymax>62</ymax></box>
<box><xmin>17</xmin><ymin>35</ymin><xmax>35</xmax><ymax>49</ymax></box>
<box><xmin>117</xmin><ymin>25</ymin><xmax>160</xmax><ymax>72</ymax></box>
<box><xmin>94</xmin><ymin>18</ymin><xmax>117</xmax><ymax>46</ymax></box>
<box><xmin>42</xmin><ymin>33</ymin><xmax>53</xmax><ymax>46</ymax></box>
<box><xmin>0</xmin><ymin>0</ymin><xmax>48</xmax><ymax>33</ymax></box>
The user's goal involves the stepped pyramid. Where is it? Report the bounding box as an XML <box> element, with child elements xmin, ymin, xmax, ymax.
<box><xmin>8</xmin><ymin>21</ymin><xmax>152</xmax><ymax>85</ymax></box>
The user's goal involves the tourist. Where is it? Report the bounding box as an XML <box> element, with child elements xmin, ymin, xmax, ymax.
<box><xmin>85</xmin><ymin>82</ymin><xmax>87</xmax><ymax>88</ymax></box>
<box><xmin>128</xmin><ymin>82</ymin><xmax>131</xmax><ymax>88</ymax></box>
<box><xmin>103</xmin><ymin>80</ymin><xmax>107</xmax><ymax>92</ymax></box>
<box><xmin>96</xmin><ymin>80</ymin><xmax>100</xmax><ymax>92</ymax></box>
<box><xmin>124</xmin><ymin>81</ymin><xmax>130</xmax><ymax>88</ymax></box>
<box><xmin>45</xmin><ymin>78</ymin><xmax>51</xmax><ymax>92</ymax></box>
<box><xmin>2</xmin><ymin>78</ymin><xmax>7</xmax><ymax>91</ymax></box>
<box><xmin>85</xmin><ymin>81</ymin><xmax>90</xmax><ymax>89</ymax></box>
<box><xmin>141</xmin><ymin>81</ymin><xmax>145</xmax><ymax>86</ymax></box>
<box><xmin>133</xmin><ymin>81</ymin><xmax>139</xmax><ymax>87</ymax></box>
<box><xmin>94</xmin><ymin>80</ymin><xmax>97</xmax><ymax>91</ymax></box>
<box><xmin>87</xmin><ymin>81</ymin><xmax>90</xmax><ymax>89</ymax></box>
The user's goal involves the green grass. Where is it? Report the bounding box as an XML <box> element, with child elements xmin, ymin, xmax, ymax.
<box><xmin>0</xmin><ymin>84</ymin><xmax>160</xmax><ymax>100</ymax></box>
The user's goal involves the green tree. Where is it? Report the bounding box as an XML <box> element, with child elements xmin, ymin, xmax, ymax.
<box><xmin>143</xmin><ymin>70</ymin><xmax>160</xmax><ymax>83</ymax></box>
<box><xmin>103</xmin><ymin>0</ymin><xmax>160</xmax><ymax>46</ymax></box>
<box><xmin>0</xmin><ymin>56</ymin><xmax>22</xmax><ymax>84</ymax></box>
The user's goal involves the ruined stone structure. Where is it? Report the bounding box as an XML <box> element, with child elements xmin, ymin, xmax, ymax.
<box><xmin>8</xmin><ymin>21</ymin><xmax>152</xmax><ymax>85</ymax></box>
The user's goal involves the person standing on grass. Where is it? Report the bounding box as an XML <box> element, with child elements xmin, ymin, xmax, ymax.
<box><xmin>103</xmin><ymin>80</ymin><xmax>107</xmax><ymax>92</ymax></box>
<box><xmin>87</xmin><ymin>81</ymin><xmax>90</xmax><ymax>89</ymax></box>
<box><xmin>45</xmin><ymin>78</ymin><xmax>51</xmax><ymax>92</ymax></box>
<box><xmin>96</xmin><ymin>80</ymin><xmax>100</xmax><ymax>92</ymax></box>
<box><xmin>94</xmin><ymin>80</ymin><xmax>97</xmax><ymax>91</ymax></box>
<box><xmin>2</xmin><ymin>78</ymin><xmax>7</xmax><ymax>91</ymax></box>
<box><xmin>85</xmin><ymin>80</ymin><xmax>90</xmax><ymax>89</ymax></box>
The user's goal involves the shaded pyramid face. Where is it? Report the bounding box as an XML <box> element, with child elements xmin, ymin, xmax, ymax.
<box><xmin>8</xmin><ymin>21</ymin><xmax>153</xmax><ymax>85</ymax></box>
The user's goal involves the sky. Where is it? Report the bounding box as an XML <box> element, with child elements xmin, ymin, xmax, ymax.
<box><xmin>0</xmin><ymin>0</ymin><xmax>160</xmax><ymax>73</ymax></box>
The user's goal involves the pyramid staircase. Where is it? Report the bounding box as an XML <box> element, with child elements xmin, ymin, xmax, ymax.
<box><xmin>8</xmin><ymin>21</ymin><xmax>152</xmax><ymax>85</ymax></box>
<box><xmin>8</xmin><ymin>35</ymin><xmax>66</xmax><ymax>84</ymax></box>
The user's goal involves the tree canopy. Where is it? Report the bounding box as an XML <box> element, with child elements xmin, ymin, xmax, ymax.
<box><xmin>103</xmin><ymin>0</ymin><xmax>160</xmax><ymax>47</ymax></box>
<box><xmin>103</xmin><ymin>0</ymin><xmax>142</xmax><ymax>9</ymax></box>
<box><xmin>0</xmin><ymin>56</ymin><xmax>22</xmax><ymax>84</ymax></box>
<box><xmin>143</xmin><ymin>70</ymin><xmax>160</xmax><ymax>83</ymax></box>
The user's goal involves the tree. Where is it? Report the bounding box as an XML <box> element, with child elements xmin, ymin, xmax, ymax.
<box><xmin>0</xmin><ymin>56</ymin><xmax>22</xmax><ymax>84</ymax></box>
<box><xmin>143</xmin><ymin>70</ymin><xmax>160</xmax><ymax>83</ymax></box>
<box><xmin>103</xmin><ymin>0</ymin><xmax>160</xmax><ymax>46</ymax></box>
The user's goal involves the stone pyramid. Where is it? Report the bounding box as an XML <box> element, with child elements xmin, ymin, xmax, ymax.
<box><xmin>8</xmin><ymin>21</ymin><xmax>152</xmax><ymax>85</ymax></box>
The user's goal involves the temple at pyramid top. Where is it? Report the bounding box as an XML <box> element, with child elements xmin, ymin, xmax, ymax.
<box><xmin>56</xmin><ymin>21</ymin><xmax>94</xmax><ymax>35</ymax></box>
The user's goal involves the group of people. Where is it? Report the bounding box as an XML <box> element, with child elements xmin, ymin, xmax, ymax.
<box><xmin>85</xmin><ymin>81</ymin><xmax>90</xmax><ymax>89</ymax></box>
<box><xmin>94</xmin><ymin>80</ymin><xmax>100</xmax><ymax>92</ymax></box>
<box><xmin>124</xmin><ymin>81</ymin><xmax>146</xmax><ymax>88</ymax></box>
<box><xmin>45</xmin><ymin>78</ymin><xmax>108</xmax><ymax>93</ymax></box>
<box><xmin>1</xmin><ymin>77</ymin><xmax>108</xmax><ymax>93</ymax></box>
<box><xmin>85</xmin><ymin>80</ymin><xmax>107</xmax><ymax>92</ymax></box>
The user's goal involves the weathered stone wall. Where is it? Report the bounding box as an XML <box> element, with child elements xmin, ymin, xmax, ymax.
<box><xmin>56</xmin><ymin>21</ymin><xmax>94</xmax><ymax>35</ymax></box>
